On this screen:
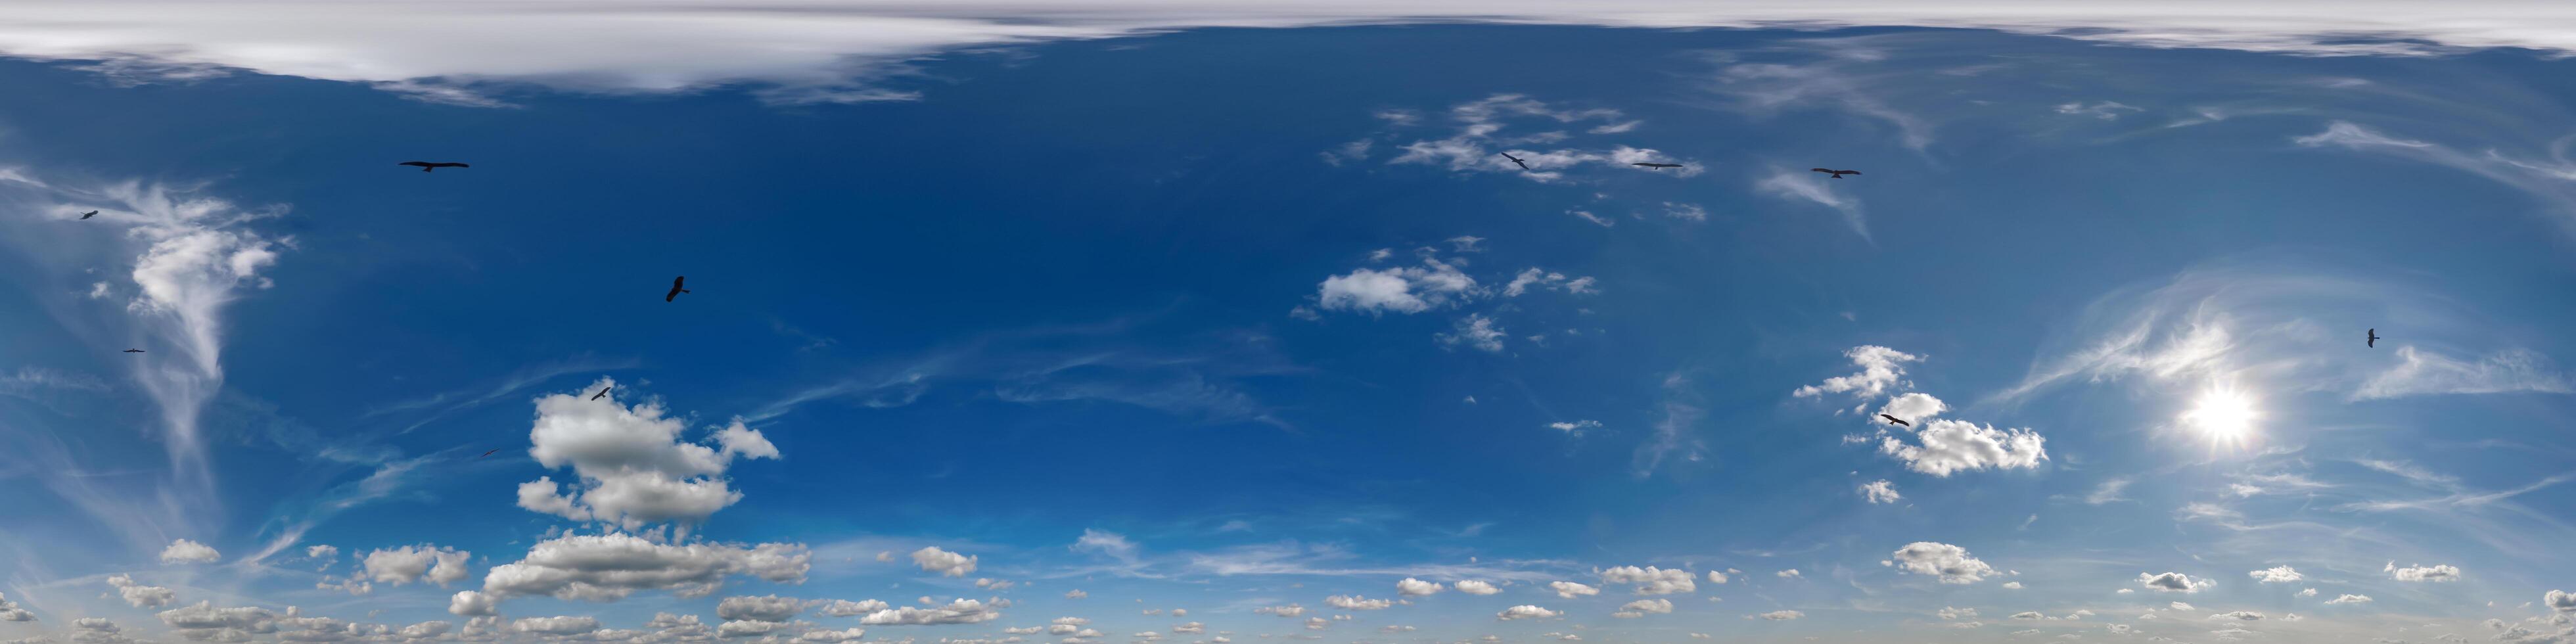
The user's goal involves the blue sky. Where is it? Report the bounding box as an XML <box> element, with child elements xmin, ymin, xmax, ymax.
<box><xmin>3</xmin><ymin>5</ymin><xmax>2576</xmax><ymax>644</ymax></box>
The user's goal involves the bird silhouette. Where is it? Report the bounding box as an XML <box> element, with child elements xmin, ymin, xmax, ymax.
<box><xmin>478</xmin><ymin>449</ymin><xmax>499</xmax><ymax>459</ymax></box>
<box><xmin>591</xmin><ymin>386</ymin><xmax>610</xmax><ymax>401</ymax></box>
<box><xmin>121</xmin><ymin>348</ymin><xmax>145</xmax><ymax>353</ymax></box>
<box><xmin>79</xmin><ymin>210</ymin><xmax>98</xmax><ymax>219</ymax></box>
<box><xmin>666</xmin><ymin>276</ymin><xmax>689</xmax><ymax>302</ymax></box>
<box><xmin>1499</xmin><ymin>152</ymin><xmax>1530</xmax><ymax>171</ymax></box>
<box><xmin>1631</xmin><ymin>162</ymin><xmax>1682</xmax><ymax>168</ymax></box>
<box><xmin>1811</xmin><ymin>168</ymin><xmax>1860</xmax><ymax>178</ymax></box>
<box><xmin>1878</xmin><ymin>413</ymin><xmax>1910</xmax><ymax>426</ymax></box>
<box><xmin>398</xmin><ymin>161</ymin><xmax>470</xmax><ymax>173</ymax></box>
<box><xmin>2368</xmin><ymin>329</ymin><xmax>2380</xmax><ymax>348</ymax></box>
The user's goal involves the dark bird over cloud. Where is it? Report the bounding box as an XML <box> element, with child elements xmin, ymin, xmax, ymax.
<box><xmin>1812</xmin><ymin>168</ymin><xmax>1860</xmax><ymax>178</ymax></box>
<box><xmin>591</xmin><ymin>386</ymin><xmax>610</xmax><ymax>401</ymax></box>
<box><xmin>1631</xmin><ymin>162</ymin><xmax>1682</xmax><ymax>168</ymax></box>
<box><xmin>1499</xmin><ymin>152</ymin><xmax>1530</xmax><ymax>171</ymax></box>
<box><xmin>1879</xmin><ymin>413</ymin><xmax>1910</xmax><ymax>426</ymax></box>
<box><xmin>398</xmin><ymin>161</ymin><xmax>470</xmax><ymax>172</ymax></box>
<box><xmin>79</xmin><ymin>210</ymin><xmax>98</xmax><ymax>219</ymax></box>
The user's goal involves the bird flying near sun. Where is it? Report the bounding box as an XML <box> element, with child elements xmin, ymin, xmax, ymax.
<box><xmin>1811</xmin><ymin>168</ymin><xmax>1860</xmax><ymax>178</ymax></box>
<box><xmin>398</xmin><ymin>161</ymin><xmax>470</xmax><ymax>172</ymax></box>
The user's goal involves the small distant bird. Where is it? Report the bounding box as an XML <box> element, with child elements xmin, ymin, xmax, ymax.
<box><xmin>665</xmin><ymin>276</ymin><xmax>689</xmax><ymax>302</ymax></box>
<box><xmin>2368</xmin><ymin>329</ymin><xmax>2379</xmax><ymax>348</ymax></box>
<box><xmin>478</xmin><ymin>449</ymin><xmax>499</xmax><ymax>459</ymax></box>
<box><xmin>1499</xmin><ymin>152</ymin><xmax>1530</xmax><ymax>171</ymax></box>
<box><xmin>1811</xmin><ymin>168</ymin><xmax>1860</xmax><ymax>179</ymax></box>
<box><xmin>80</xmin><ymin>210</ymin><xmax>98</xmax><ymax>219</ymax></box>
<box><xmin>1631</xmin><ymin>162</ymin><xmax>1683</xmax><ymax>168</ymax></box>
<box><xmin>398</xmin><ymin>161</ymin><xmax>471</xmax><ymax>173</ymax></box>
<box><xmin>1878</xmin><ymin>413</ymin><xmax>1910</xmax><ymax>427</ymax></box>
<box><xmin>122</xmin><ymin>348</ymin><xmax>145</xmax><ymax>353</ymax></box>
<box><xmin>591</xmin><ymin>386</ymin><xmax>610</xmax><ymax>401</ymax></box>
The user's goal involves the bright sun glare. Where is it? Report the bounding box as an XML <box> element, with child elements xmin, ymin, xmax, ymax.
<box><xmin>2181</xmin><ymin>384</ymin><xmax>2261</xmax><ymax>446</ymax></box>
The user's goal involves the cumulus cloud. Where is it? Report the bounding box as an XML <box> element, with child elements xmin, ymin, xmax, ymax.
<box><xmin>1548</xmin><ymin>582</ymin><xmax>1600</xmax><ymax>599</ymax></box>
<box><xmin>1859</xmin><ymin>480</ymin><xmax>1901</xmax><ymax>504</ymax></box>
<box><xmin>363</xmin><ymin>545</ymin><xmax>472</xmax><ymax>587</ymax></box>
<box><xmin>160</xmin><ymin>539</ymin><xmax>220</xmax><ymax>564</ymax></box>
<box><xmin>1878</xmin><ymin>419</ymin><xmax>2048</xmax><ymax>476</ymax></box>
<box><xmin>104</xmin><ymin>574</ymin><xmax>175</xmax><ymax>608</ymax></box>
<box><xmin>1891</xmin><ymin>543</ymin><xmax>1996</xmax><ymax>584</ymax></box>
<box><xmin>798</xmin><ymin>628</ymin><xmax>865</xmax><ymax>642</ymax></box>
<box><xmin>517</xmin><ymin>380</ymin><xmax>783</xmax><ymax>528</ymax></box>
<box><xmin>1323</xmin><ymin>595</ymin><xmax>1392</xmax><ymax>610</ymax></box>
<box><xmin>1598</xmin><ymin>566</ymin><xmax>1695</xmax><ymax>595</ymax></box>
<box><xmin>1496</xmin><ymin>605</ymin><xmax>1560</xmax><ymax>621</ymax></box>
<box><xmin>2325</xmin><ymin>594</ymin><xmax>2373</xmax><ymax>605</ymax></box>
<box><xmin>1314</xmin><ymin>258</ymin><xmax>1480</xmax><ymax>315</ymax></box>
<box><xmin>1503</xmin><ymin>268</ymin><xmax>1598</xmax><ymax>298</ymax></box>
<box><xmin>1253</xmin><ymin>605</ymin><xmax>1305</xmax><ymax>618</ymax></box>
<box><xmin>0</xmin><ymin>592</ymin><xmax>34</xmax><ymax>622</ymax></box>
<box><xmin>1395</xmin><ymin>578</ymin><xmax>1443</xmax><ymax>597</ymax></box>
<box><xmin>448</xmin><ymin>591</ymin><xmax>495</xmax><ymax>617</ymax></box>
<box><xmin>1939</xmin><ymin>607</ymin><xmax>1977</xmax><ymax>620</ymax></box>
<box><xmin>2138</xmin><ymin>572</ymin><xmax>2212</xmax><ymax>593</ymax></box>
<box><xmin>1611</xmin><ymin>599</ymin><xmax>1672</xmax><ymax>619</ymax></box>
<box><xmin>1795</xmin><ymin>346</ymin><xmax>1920</xmax><ymax>400</ymax></box>
<box><xmin>157</xmin><ymin>601</ymin><xmax>279</xmax><ymax>641</ymax></box>
<box><xmin>717</xmin><ymin>595</ymin><xmax>804</xmax><ymax>622</ymax></box>
<box><xmin>2385</xmin><ymin>561</ymin><xmax>2461</xmax><ymax>582</ymax></box>
<box><xmin>2247</xmin><ymin>566</ymin><xmax>2303</xmax><ymax>584</ymax></box>
<box><xmin>480</xmin><ymin>532</ymin><xmax>810</xmax><ymax>603</ymax></box>
<box><xmin>814</xmin><ymin>599</ymin><xmax>891</xmax><ymax>617</ymax></box>
<box><xmin>1877</xmin><ymin>392</ymin><xmax>1946</xmax><ymax>425</ymax></box>
<box><xmin>1385</xmin><ymin>95</ymin><xmax>1700</xmax><ymax>183</ymax></box>
<box><xmin>855</xmin><ymin>598</ymin><xmax>1004</xmax><ymax>626</ymax></box>
<box><xmin>1776</xmin><ymin>569</ymin><xmax>1801</xmax><ymax>579</ymax></box>
<box><xmin>512</xmin><ymin>616</ymin><xmax>602</xmax><ymax>635</ymax></box>
<box><xmin>1435</xmin><ymin>313</ymin><xmax>1507</xmax><ymax>353</ymax></box>
<box><xmin>1751</xmin><ymin>610</ymin><xmax>1804</xmax><ymax>620</ymax></box>
<box><xmin>1705</xmin><ymin>570</ymin><xmax>1729</xmax><ymax>584</ymax></box>
<box><xmin>1453</xmin><ymin>580</ymin><xmax>1502</xmax><ymax>595</ymax></box>
<box><xmin>912</xmin><ymin>547</ymin><xmax>978</xmax><ymax>577</ymax></box>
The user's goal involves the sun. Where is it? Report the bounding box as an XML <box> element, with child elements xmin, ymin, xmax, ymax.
<box><xmin>2180</xmin><ymin>384</ymin><xmax>2261</xmax><ymax>446</ymax></box>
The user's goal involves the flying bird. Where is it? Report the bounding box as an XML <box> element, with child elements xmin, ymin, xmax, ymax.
<box><xmin>591</xmin><ymin>386</ymin><xmax>610</xmax><ymax>401</ymax></box>
<box><xmin>2368</xmin><ymin>329</ymin><xmax>2379</xmax><ymax>348</ymax></box>
<box><xmin>478</xmin><ymin>449</ymin><xmax>499</xmax><ymax>459</ymax></box>
<box><xmin>665</xmin><ymin>276</ymin><xmax>689</xmax><ymax>302</ymax></box>
<box><xmin>398</xmin><ymin>161</ymin><xmax>470</xmax><ymax>173</ymax></box>
<box><xmin>1878</xmin><ymin>413</ymin><xmax>1910</xmax><ymax>427</ymax></box>
<box><xmin>1631</xmin><ymin>162</ymin><xmax>1683</xmax><ymax>168</ymax></box>
<box><xmin>1811</xmin><ymin>168</ymin><xmax>1860</xmax><ymax>178</ymax></box>
<box><xmin>122</xmin><ymin>348</ymin><xmax>145</xmax><ymax>353</ymax></box>
<box><xmin>1499</xmin><ymin>152</ymin><xmax>1530</xmax><ymax>171</ymax></box>
<box><xmin>79</xmin><ymin>210</ymin><xmax>98</xmax><ymax>219</ymax></box>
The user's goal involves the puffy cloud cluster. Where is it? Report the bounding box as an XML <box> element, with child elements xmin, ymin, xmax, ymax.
<box><xmin>1435</xmin><ymin>313</ymin><xmax>1507</xmax><ymax>353</ymax></box>
<box><xmin>1611</xmin><ymin>599</ymin><xmax>1672</xmax><ymax>619</ymax></box>
<box><xmin>1496</xmin><ymin>605</ymin><xmax>1560</xmax><ymax>621</ymax></box>
<box><xmin>1859</xmin><ymin>480</ymin><xmax>1901</xmax><ymax>504</ymax></box>
<box><xmin>2385</xmin><ymin>561</ymin><xmax>2460</xmax><ymax>582</ymax></box>
<box><xmin>157</xmin><ymin>601</ymin><xmax>280</xmax><ymax>642</ymax></box>
<box><xmin>364</xmin><ymin>545</ymin><xmax>472</xmax><ymax>587</ymax></box>
<box><xmin>1502</xmin><ymin>268</ymin><xmax>1598</xmax><ymax>298</ymax></box>
<box><xmin>515</xmin><ymin>380</ymin><xmax>781</xmax><ymax>529</ymax></box>
<box><xmin>512</xmin><ymin>616</ymin><xmax>601</xmax><ymax>635</ymax></box>
<box><xmin>716</xmin><ymin>595</ymin><xmax>804</xmax><ymax>622</ymax></box>
<box><xmin>1323</xmin><ymin>595</ymin><xmax>1392</xmax><ymax>610</ymax></box>
<box><xmin>812</xmin><ymin>599</ymin><xmax>890</xmax><ymax>617</ymax></box>
<box><xmin>480</xmin><ymin>532</ymin><xmax>811</xmax><ymax>603</ymax></box>
<box><xmin>854</xmin><ymin>598</ymin><xmax>1004</xmax><ymax>626</ymax></box>
<box><xmin>2247</xmin><ymin>566</ymin><xmax>2302</xmax><ymax>584</ymax></box>
<box><xmin>2138</xmin><ymin>572</ymin><xmax>2212</xmax><ymax>593</ymax></box>
<box><xmin>105</xmin><ymin>574</ymin><xmax>175</xmax><ymax>608</ymax></box>
<box><xmin>1394</xmin><ymin>578</ymin><xmax>1443</xmax><ymax>597</ymax></box>
<box><xmin>1548</xmin><ymin>581</ymin><xmax>1599</xmax><ymax>599</ymax></box>
<box><xmin>1315</xmin><ymin>257</ymin><xmax>1480</xmax><ymax>315</ymax></box>
<box><xmin>0</xmin><ymin>592</ymin><xmax>32</xmax><ymax>622</ymax></box>
<box><xmin>911</xmin><ymin>547</ymin><xmax>977</xmax><ymax>577</ymax></box>
<box><xmin>1891</xmin><ymin>542</ymin><xmax>1996</xmax><ymax>584</ymax></box>
<box><xmin>1751</xmin><ymin>610</ymin><xmax>1804</xmax><ymax>620</ymax></box>
<box><xmin>1878</xmin><ymin>419</ymin><xmax>2048</xmax><ymax>476</ymax></box>
<box><xmin>1252</xmin><ymin>605</ymin><xmax>1305</xmax><ymax>618</ymax></box>
<box><xmin>1598</xmin><ymin>566</ymin><xmax>1694</xmax><ymax>595</ymax></box>
<box><xmin>1453</xmin><ymin>580</ymin><xmax>1502</xmax><ymax>595</ymax></box>
<box><xmin>160</xmin><ymin>539</ymin><xmax>221</xmax><ymax>564</ymax></box>
<box><xmin>1795</xmin><ymin>346</ymin><xmax>1920</xmax><ymax>400</ymax></box>
<box><xmin>2325</xmin><ymin>594</ymin><xmax>2373</xmax><ymax>605</ymax></box>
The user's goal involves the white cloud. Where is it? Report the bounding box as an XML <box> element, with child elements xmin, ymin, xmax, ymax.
<box><xmin>1599</xmin><ymin>566</ymin><xmax>1695</xmax><ymax>595</ymax></box>
<box><xmin>517</xmin><ymin>380</ymin><xmax>782</xmax><ymax>528</ymax></box>
<box><xmin>856</xmin><ymin>598</ymin><xmax>1005</xmax><ymax>626</ymax></box>
<box><xmin>1453</xmin><ymin>580</ymin><xmax>1502</xmax><ymax>595</ymax></box>
<box><xmin>1323</xmin><ymin>595</ymin><xmax>1391</xmax><ymax>610</ymax></box>
<box><xmin>1502</xmin><ymin>268</ymin><xmax>1598</xmax><ymax>298</ymax></box>
<box><xmin>1547</xmin><ymin>420</ymin><xmax>1600</xmax><ymax>434</ymax></box>
<box><xmin>512</xmin><ymin>616</ymin><xmax>602</xmax><ymax>635</ymax></box>
<box><xmin>2086</xmin><ymin>478</ymin><xmax>2134</xmax><ymax>505</ymax></box>
<box><xmin>480</xmin><ymin>532</ymin><xmax>810</xmax><ymax>603</ymax></box>
<box><xmin>1705</xmin><ymin>570</ymin><xmax>1728</xmax><ymax>584</ymax></box>
<box><xmin>1384</xmin><ymin>95</ymin><xmax>1699</xmax><ymax>183</ymax></box>
<box><xmin>798</xmin><ymin>628</ymin><xmax>867</xmax><ymax>643</ymax></box>
<box><xmin>2385</xmin><ymin>561</ymin><xmax>2461</xmax><ymax>582</ymax></box>
<box><xmin>2325</xmin><ymin>594</ymin><xmax>2373</xmax><ymax>605</ymax></box>
<box><xmin>1795</xmin><ymin>346</ymin><xmax>1920</xmax><ymax>400</ymax></box>
<box><xmin>814</xmin><ymin>599</ymin><xmax>892</xmax><ymax>617</ymax></box>
<box><xmin>2002</xmin><ymin>582</ymin><xmax>2023</xmax><ymax>589</ymax></box>
<box><xmin>2247</xmin><ymin>566</ymin><xmax>2303</xmax><ymax>584</ymax></box>
<box><xmin>105</xmin><ymin>574</ymin><xmax>175</xmax><ymax>608</ymax></box>
<box><xmin>1548</xmin><ymin>582</ymin><xmax>1599</xmax><ymax>599</ymax></box>
<box><xmin>1435</xmin><ymin>313</ymin><xmax>1506</xmax><ymax>353</ymax></box>
<box><xmin>448</xmin><ymin>591</ymin><xmax>496</xmax><ymax>616</ymax></box>
<box><xmin>1253</xmin><ymin>605</ymin><xmax>1305</xmax><ymax>618</ymax></box>
<box><xmin>1939</xmin><ymin>607</ymin><xmax>1977</xmax><ymax>620</ymax></box>
<box><xmin>2137</xmin><ymin>572</ymin><xmax>2212</xmax><ymax>593</ymax></box>
<box><xmin>911</xmin><ymin>547</ymin><xmax>978</xmax><ymax>577</ymax></box>
<box><xmin>1878</xmin><ymin>420</ymin><xmax>2048</xmax><ymax>476</ymax></box>
<box><xmin>2296</xmin><ymin>587</ymin><xmax>2318</xmax><ymax>598</ymax></box>
<box><xmin>160</xmin><ymin>539</ymin><xmax>219</xmax><ymax>564</ymax></box>
<box><xmin>2543</xmin><ymin>589</ymin><xmax>2575</xmax><ymax>612</ymax></box>
<box><xmin>1890</xmin><ymin>542</ymin><xmax>1995</xmax><ymax>584</ymax></box>
<box><xmin>1611</xmin><ymin>599</ymin><xmax>1672</xmax><ymax>618</ymax></box>
<box><xmin>1496</xmin><ymin>605</ymin><xmax>1560</xmax><ymax>621</ymax></box>
<box><xmin>1859</xmin><ymin>480</ymin><xmax>1901</xmax><ymax>504</ymax></box>
<box><xmin>1751</xmin><ymin>610</ymin><xmax>1804</xmax><ymax>620</ymax></box>
<box><xmin>156</xmin><ymin>601</ymin><xmax>279</xmax><ymax>639</ymax></box>
<box><xmin>2055</xmin><ymin>101</ymin><xmax>2142</xmax><ymax>120</ymax></box>
<box><xmin>1877</xmin><ymin>392</ymin><xmax>1946</xmax><ymax>425</ymax></box>
<box><xmin>1315</xmin><ymin>258</ymin><xmax>1480</xmax><ymax>315</ymax></box>
<box><xmin>2356</xmin><ymin>346</ymin><xmax>2572</xmax><ymax>399</ymax></box>
<box><xmin>1394</xmin><ymin>578</ymin><xmax>1442</xmax><ymax>597</ymax></box>
<box><xmin>304</xmin><ymin>545</ymin><xmax>338</xmax><ymax>563</ymax></box>
<box><xmin>1659</xmin><ymin>202</ymin><xmax>1709</xmax><ymax>221</ymax></box>
<box><xmin>1754</xmin><ymin>168</ymin><xmax>1869</xmax><ymax>240</ymax></box>
<box><xmin>718</xmin><ymin>595</ymin><xmax>805</xmax><ymax>622</ymax></box>
<box><xmin>2209</xmin><ymin>610</ymin><xmax>2265</xmax><ymax>621</ymax></box>
<box><xmin>363</xmin><ymin>545</ymin><xmax>472</xmax><ymax>587</ymax></box>
<box><xmin>1062</xmin><ymin>589</ymin><xmax>1088</xmax><ymax>599</ymax></box>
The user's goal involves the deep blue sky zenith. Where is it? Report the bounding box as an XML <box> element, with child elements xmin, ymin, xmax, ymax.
<box><xmin>2</xmin><ymin>7</ymin><xmax>2575</xmax><ymax>644</ymax></box>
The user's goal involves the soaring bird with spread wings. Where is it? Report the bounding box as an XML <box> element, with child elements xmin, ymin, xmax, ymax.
<box><xmin>122</xmin><ymin>348</ymin><xmax>145</xmax><ymax>353</ymax></box>
<box><xmin>666</xmin><ymin>276</ymin><xmax>689</xmax><ymax>302</ymax></box>
<box><xmin>1631</xmin><ymin>162</ymin><xmax>1682</xmax><ymax>168</ymax></box>
<box><xmin>1811</xmin><ymin>168</ymin><xmax>1860</xmax><ymax>178</ymax></box>
<box><xmin>2368</xmin><ymin>329</ymin><xmax>2380</xmax><ymax>348</ymax></box>
<box><xmin>591</xmin><ymin>386</ymin><xmax>611</xmax><ymax>401</ymax></box>
<box><xmin>1878</xmin><ymin>413</ymin><xmax>1910</xmax><ymax>427</ymax></box>
<box><xmin>1499</xmin><ymin>152</ymin><xmax>1530</xmax><ymax>171</ymax></box>
<box><xmin>398</xmin><ymin>161</ymin><xmax>470</xmax><ymax>173</ymax></box>
<box><xmin>79</xmin><ymin>210</ymin><xmax>98</xmax><ymax>219</ymax></box>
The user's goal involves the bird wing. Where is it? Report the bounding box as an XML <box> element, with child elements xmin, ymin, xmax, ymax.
<box><xmin>399</xmin><ymin>162</ymin><xmax>429</xmax><ymax>166</ymax></box>
<box><xmin>1843</xmin><ymin>170</ymin><xmax>1860</xmax><ymax>175</ymax></box>
<box><xmin>446</xmin><ymin>163</ymin><xmax>470</xmax><ymax>168</ymax></box>
<box><xmin>1811</xmin><ymin>168</ymin><xmax>1832</xmax><ymax>172</ymax></box>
